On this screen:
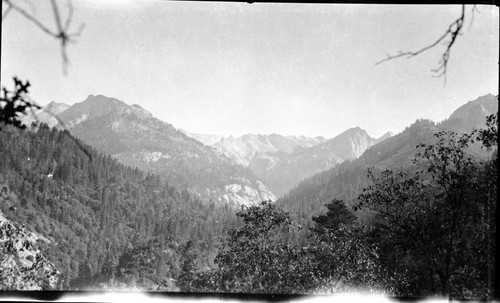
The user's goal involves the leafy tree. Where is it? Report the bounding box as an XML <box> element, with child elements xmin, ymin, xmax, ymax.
<box><xmin>477</xmin><ymin>113</ymin><xmax>498</xmax><ymax>149</ymax></box>
<box><xmin>310</xmin><ymin>199</ymin><xmax>356</xmax><ymax>237</ymax></box>
<box><xmin>309</xmin><ymin>200</ymin><xmax>384</xmax><ymax>294</ymax></box>
<box><xmin>357</xmin><ymin>126</ymin><xmax>495</xmax><ymax>298</ymax></box>
<box><xmin>177</xmin><ymin>240</ymin><xmax>198</xmax><ymax>291</ymax></box>
<box><xmin>192</xmin><ymin>201</ymin><xmax>319</xmax><ymax>293</ymax></box>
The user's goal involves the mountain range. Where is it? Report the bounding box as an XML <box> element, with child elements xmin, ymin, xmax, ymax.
<box><xmin>184</xmin><ymin>128</ymin><xmax>393</xmax><ymax>197</ymax></box>
<box><xmin>7</xmin><ymin>92</ymin><xmax>497</xmax><ymax>291</ymax></box>
<box><xmin>248</xmin><ymin>128</ymin><xmax>393</xmax><ymax>196</ymax></box>
<box><xmin>277</xmin><ymin>93</ymin><xmax>498</xmax><ymax>225</ymax></box>
<box><xmin>210</xmin><ymin>134</ymin><xmax>327</xmax><ymax>166</ymax></box>
<box><xmin>23</xmin><ymin>95</ymin><xmax>274</xmax><ymax>206</ymax></box>
<box><xmin>22</xmin><ymin>93</ymin><xmax>496</xmax><ymax>205</ymax></box>
<box><xmin>24</xmin><ymin>94</ymin><xmax>391</xmax><ymax>204</ymax></box>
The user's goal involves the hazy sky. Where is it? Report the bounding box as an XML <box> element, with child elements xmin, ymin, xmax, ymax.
<box><xmin>1</xmin><ymin>1</ymin><xmax>498</xmax><ymax>138</ymax></box>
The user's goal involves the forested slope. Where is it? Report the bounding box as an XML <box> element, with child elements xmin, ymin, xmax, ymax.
<box><xmin>0</xmin><ymin>124</ymin><xmax>239</xmax><ymax>289</ymax></box>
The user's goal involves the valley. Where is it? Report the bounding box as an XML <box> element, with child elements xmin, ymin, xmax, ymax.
<box><xmin>1</xmin><ymin>92</ymin><xmax>496</xmax><ymax>296</ymax></box>
<box><xmin>1</xmin><ymin>1</ymin><xmax>497</xmax><ymax>298</ymax></box>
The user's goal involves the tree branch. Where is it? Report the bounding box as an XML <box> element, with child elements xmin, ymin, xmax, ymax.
<box><xmin>2</xmin><ymin>3</ymin><xmax>12</xmax><ymax>20</ymax></box>
<box><xmin>2</xmin><ymin>0</ymin><xmax>85</xmax><ymax>74</ymax></box>
<box><xmin>2</xmin><ymin>0</ymin><xmax>58</xmax><ymax>36</ymax></box>
<box><xmin>376</xmin><ymin>5</ymin><xmax>466</xmax><ymax>84</ymax></box>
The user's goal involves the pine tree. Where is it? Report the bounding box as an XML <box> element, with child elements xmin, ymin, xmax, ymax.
<box><xmin>311</xmin><ymin>199</ymin><xmax>355</xmax><ymax>237</ymax></box>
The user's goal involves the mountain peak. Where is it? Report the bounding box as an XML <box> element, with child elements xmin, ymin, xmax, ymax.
<box><xmin>82</xmin><ymin>94</ymin><xmax>123</xmax><ymax>105</ymax></box>
<box><xmin>44</xmin><ymin>101</ymin><xmax>70</xmax><ymax>114</ymax></box>
<box><xmin>444</xmin><ymin>93</ymin><xmax>498</xmax><ymax>131</ymax></box>
<box><xmin>339</xmin><ymin>126</ymin><xmax>369</xmax><ymax>138</ymax></box>
<box><xmin>20</xmin><ymin>101</ymin><xmax>70</xmax><ymax>127</ymax></box>
<box><xmin>57</xmin><ymin>95</ymin><xmax>153</xmax><ymax>129</ymax></box>
<box><xmin>46</xmin><ymin>101</ymin><xmax>69</xmax><ymax>107</ymax></box>
<box><xmin>374</xmin><ymin>131</ymin><xmax>393</xmax><ymax>144</ymax></box>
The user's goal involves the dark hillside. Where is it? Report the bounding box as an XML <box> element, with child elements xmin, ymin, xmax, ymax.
<box><xmin>0</xmin><ymin>124</ymin><xmax>238</xmax><ymax>289</ymax></box>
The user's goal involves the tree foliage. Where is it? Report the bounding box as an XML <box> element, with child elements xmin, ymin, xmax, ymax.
<box><xmin>357</xmin><ymin>122</ymin><xmax>496</xmax><ymax>299</ymax></box>
<box><xmin>0</xmin><ymin>111</ymin><xmax>496</xmax><ymax>297</ymax></box>
<box><xmin>190</xmin><ymin>201</ymin><xmax>320</xmax><ymax>293</ymax></box>
<box><xmin>0</xmin><ymin>78</ymin><xmax>40</xmax><ymax>130</ymax></box>
<box><xmin>309</xmin><ymin>199</ymin><xmax>384</xmax><ymax>294</ymax></box>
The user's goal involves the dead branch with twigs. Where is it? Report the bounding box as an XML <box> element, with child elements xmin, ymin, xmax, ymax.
<box><xmin>376</xmin><ymin>5</ymin><xmax>472</xmax><ymax>85</ymax></box>
<box><xmin>2</xmin><ymin>0</ymin><xmax>85</xmax><ymax>74</ymax></box>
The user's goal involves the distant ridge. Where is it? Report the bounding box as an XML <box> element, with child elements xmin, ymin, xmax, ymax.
<box><xmin>442</xmin><ymin>94</ymin><xmax>498</xmax><ymax>132</ymax></box>
<box><xmin>181</xmin><ymin>129</ymin><xmax>224</xmax><ymax>146</ymax></box>
<box><xmin>33</xmin><ymin>95</ymin><xmax>276</xmax><ymax>206</ymax></box>
<box><xmin>250</xmin><ymin>126</ymin><xmax>390</xmax><ymax>196</ymax></box>
<box><xmin>277</xmin><ymin>94</ymin><xmax>498</xmax><ymax>225</ymax></box>
<box><xmin>374</xmin><ymin>131</ymin><xmax>394</xmax><ymax>144</ymax></box>
<box><xmin>184</xmin><ymin>127</ymin><xmax>393</xmax><ymax>197</ymax></box>
<box><xmin>21</xmin><ymin>101</ymin><xmax>70</xmax><ymax>128</ymax></box>
<box><xmin>212</xmin><ymin>133</ymin><xmax>326</xmax><ymax>166</ymax></box>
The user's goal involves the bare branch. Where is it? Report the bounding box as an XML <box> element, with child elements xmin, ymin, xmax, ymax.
<box><xmin>19</xmin><ymin>0</ymin><xmax>36</xmax><ymax>14</ymax></box>
<box><xmin>50</xmin><ymin>0</ymin><xmax>70</xmax><ymax>73</ymax></box>
<box><xmin>376</xmin><ymin>5</ymin><xmax>466</xmax><ymax>83</ymax></box>
<box><xmin>50</xmin><ymin>0</ymin><xmax>63</xmax><ymax>31</ymax></box>
<box><xmin>468</xmin><ymin>5</ymin><xmax>479</xmax><ymax>31</ymax></box>
<box><xmin>2</xmin><ymin>3</ymin><xmax>12</xmax><ymax>20</ymax></box>
<box><xmin>2</xmin><ymin>0</ymin><xmax>58</xmax><ymax>36</ymax></box>
<box><xmin>63</xmin><ymin>0</ymin><xmax>72</xmax><ymax>31</ymax></box>
<box><xmin>2</xmin><ymin>0</ymin><xmax>85</xmax><ymax>75</ymax></box>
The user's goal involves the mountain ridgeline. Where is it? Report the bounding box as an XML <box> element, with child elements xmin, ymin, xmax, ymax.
<box><xmin>186</xmin><ymin>127</ymin><xmax>393</xmax><ymax>197</ymax></box>
<box><xmin>25</xmin><ymin>95</ymin><xmax>394</xmax><ymax>203</ymax></box>
<box><xmin>28</xmin><ymin>95</ymin><xmax>274</xmax><ymax>206</ymax></box>
<box><xmin>247</xmin><ymin>127</ymin><xmax>392</xmax><ymax>196</ymax></box>
<box><xmin>1</xmin><ymin>93</ymin><xmax>497</xmax><ymax>295</ymax></box>
<box><xmin>277</xmin><ymin>93</ymin><xmax>498</xmax><ymax>228</ymax></box>
<box><xmin>211</xmin><ymin>133</ymin><xmax>327</xmax><ymax>166</ymax></box>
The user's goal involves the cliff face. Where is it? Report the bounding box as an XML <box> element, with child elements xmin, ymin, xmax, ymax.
<box><xmin>0</xmin><ymin>210</ymin><xmax>60</xmax><ymax>290</ymax></box>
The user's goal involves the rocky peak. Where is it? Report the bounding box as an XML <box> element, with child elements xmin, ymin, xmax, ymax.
<box><xmin>448</xmin><ymin>94</ymin><xmax>497</xmax><ymax>122</ymax></box>
<box><xmin>374</xmin><ymin>131</ymin><xmax>394</xmax><ymax>144</ymax></box>
<box><xmin>318</xmin><ymin>127</ymin><xmax>374</xmax><ymax>160</ymax></box>
<box><xmin>441</xmin><ymin>94</ymin><xmax>497</xmax><ymax>133</ymax></box>
<box><xmin>44</xmin><ymin>102</ymin><xmax>70</xmax><ymax>115</ymax></box>
<box><xmin>57</xmin><ymin>95</ymin><xmax>156</xmax><ymax>128</ymax></box>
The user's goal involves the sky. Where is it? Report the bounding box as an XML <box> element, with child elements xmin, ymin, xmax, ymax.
<box><xmin>1</xmin><ymin>1</ymin><xmax>498</xmax><ymax>139</ymax></box>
